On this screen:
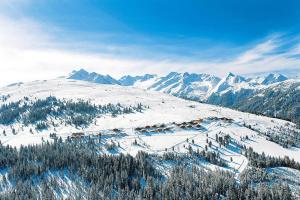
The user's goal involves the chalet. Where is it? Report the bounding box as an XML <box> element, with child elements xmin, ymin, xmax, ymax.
<box><xmin>71</xmin><ymin>132</ymin><xmax>84</xmax><ymax>138</ymax></box>
<box><xmin>195</xmin><ymin>124</ymin><xmax>202</xmax><ymax>128</ymax></box>
<box><xmin>49</xmin><ymin>133</ymin><xmax>57</xmax><ymax>139</ymax></box>
<box><xmin>186</xmin><ymin>124</ymin><xmax>192</xmax><ymax>128</ymax></box>
<box><xmin>135</xmin><ymin>127</ymin><xmax>142</xmax><ymax>131</ymax></box>
<box><xmin>220</xmin><ymin>117</ymin><xmax>233</xmax><ymax>122</ymax></box>
<box><xmin>191</xmin><ymin>119</ymin><xmax>203</xmax><ymax>125</ymax></box>
<box><xmin>179</xmin><ymin>125</ymin><xmax>186</xmax><ymax>129</ymax></box>
<box><xmin>156</xmin><ymin>128</ymin><xmax>163</xmax><ymax>132</ymax></box>
<box><xmin>159</xmin><ymin>124</ymin><xmax>166</xmax><ymax>128</ymax></box>
<box><xmin>163</xmin><ymin>127</ymin><xmax>172</xmax><ymax>131</ymax></box>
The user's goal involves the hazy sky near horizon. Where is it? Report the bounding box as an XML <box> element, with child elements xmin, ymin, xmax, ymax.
<box><xmin>0</xmin><ymin>0</ymin><xmax>299</xmax><ymax>85</ymax></box>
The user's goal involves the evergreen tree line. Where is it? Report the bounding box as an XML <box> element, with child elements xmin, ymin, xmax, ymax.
<box><xmin>156</xmin><ymin>166</ymin><xmax>292</xmax><ymax>200</ymax></box>
<box><xmin>0</xmin><ymin>94</ymin><xmax>10</xmax><ymax>102</ymax></box>
<box><xmin>264</xmin><ymin>125</ymin><xmax>300</xmax><ymax>148</ymax></box>
<box><xmin>191</xmin><ymin>147</ymin><xmax>227</xmax><ymax>167</ymax></box>
<box><xmin>244</xmin><ymin>124</ymin><xmax>300</xmax><ymax>149</ymax></box>
<box><xmin>0</xmin><ymin>96</ymin><xmax>146</xmax><ymax>128</ymax></box>
<box><xmin>161</xmin><ymin>148</ymin><xmax>227</xmax><ymax>168</ymax></box>
<box><xmin>243</xmin><ymin>146</ymin><xmax>300</xmax><ymax>170</ymax></box>
<box><xmin>0</xmin><ymin>139</ymin><xmax>295</xmax><ymax>200</ymax></box>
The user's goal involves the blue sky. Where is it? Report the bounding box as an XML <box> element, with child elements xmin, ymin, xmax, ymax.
<box><xmin>0</xmin><ymin>0</ymin><xmax>299</xmax><ymax>84</ymax></box>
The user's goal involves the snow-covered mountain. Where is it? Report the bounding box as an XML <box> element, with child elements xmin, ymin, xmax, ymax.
<box><xmin>146</xmin><ymin>72</ymin><xmax>221</xmax><ymax>100</ymax></box>
<box><xmin>208</xmin><ymin>72</ymin><xmax>249</xmax><ymax>96</ymax></box>
<box><xmin>68</xmin><ymin>68</ymin><xmax>120</xmax><ymax>85</ymax></box>
<box><xmin>67</xmin><ymin>69</ymin><xmax>298</xmax><ymax>122</ymax></box>
<box><xmin>261</xmin><ymin>73</ymin><xmax>288</xmax><ymax>85</ymax></box>
<box><xmin>118</xmin><ymin>74</ymin><xmax>157</xmax><ymax>87</ymax></box>
<box><xmin>68</xmin><ymin>69</ymin><xmax>290</xmax><ymax>101</ymax></box>
<box><xmin>206</xmin><ymin>75</ymin><xmax>300</xmax><ymax>123</ymax></box>
<box><xmin>221</xmin><ymin>79</ymin><xmax>300</xmax><ymax>122</ymax></box>
<box><xmin>118</xmin><ymin>71</ymin><xmax>222</xmax><ymax>100</ymax></box>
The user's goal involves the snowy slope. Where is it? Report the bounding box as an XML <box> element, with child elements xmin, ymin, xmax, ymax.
<box><xmin>208</xmin><ymin>72</ymin><xmax>250</xmax><ymax>96</ymax></box>
<box><xmin>0</xmin><ymin>78</ymin><xmax>299</xmax><ymax>170</ymax></box>
<box><xmin>118</xmin><ymin>74</ymin><xmax>157</xmax><ymax>87</ymax></box>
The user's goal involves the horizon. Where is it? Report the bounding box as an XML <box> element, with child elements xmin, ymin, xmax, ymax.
<box><xmin>70</xmin><ymin>67</ymin><xmax>294</xmax><ymax>79</ymax></box>
<box><xmin>0</xmin><ymin>1</ymin><xmax>299</xmax><ymax>85</ymax></box>
<box><xmin>1</xmin><ymin>67</ymin><xmax>296</xmax><ymax>87</ymax></box>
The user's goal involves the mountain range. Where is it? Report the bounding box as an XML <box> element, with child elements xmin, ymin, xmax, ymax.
<box><xmin>68</xmin><ymin>69</ymin><xmax>299</xmax><ymax>123</ymax></box>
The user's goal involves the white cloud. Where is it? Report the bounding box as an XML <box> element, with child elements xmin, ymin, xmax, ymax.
<box><xmin>0</xmin><ymin>15</ymin><xmax>299</xmax><ymax>86</ymax></box>
<box><xmin>230</xmin><ymin>35</ymin><xmax>300</xmax><ymax>75</ymax></box>
<box><xmin>234</xmin><ymin>38</ymin><xmax>278</xmax><ymax>64</ymax></box>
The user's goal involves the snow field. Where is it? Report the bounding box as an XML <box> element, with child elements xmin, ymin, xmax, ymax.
<box><xmin>0</xmin><ymin>78</ymin><xmax>299</xmax><ymax>176</ymax></box>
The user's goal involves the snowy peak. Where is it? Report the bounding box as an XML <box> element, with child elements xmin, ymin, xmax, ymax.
<box><xmin>147</xmin><ymin>72</ymin><xmax>221</xmax><ymax>100</ymax></box>
<box><xmin>261</xmin><ymin>73</ymin><xmax>288</xmax><ymax>85</ymax></box>
<box><xmin>118</xmin><ymin>74</ymin><xmax>157</xmax><ymax>86</ymax></box>
<box><xmin>182</xmin><ymin>72</ymin><xmax>220</xmax><ymax>84</ymax></box>
<box><xmin>69</xmin><ymin>68</ymin><xmax>89</xmax><ymax>80</ymax></box>
<box><xmin>68</xmin><ymin>68</ymin><xmax>120</xmax><ymax>85</ymax></box>
<box><xmin>224</xmin><ymin>72</ymin><xmax>246</xmax><ymax>84</ymax></box>
<box><xmin>210</xmin><ymin>72</ymin><xmax>247</xmax><ymax>94</ymax></box>
<box><xmin>148</xmin><ymin>72</ymin><xmax>181</xmax><ymax>91</ymax></box>
<box><xmin>66</xmin><ymin>69</ymin><xmax>291</xmax><ymax>102</ymax></box>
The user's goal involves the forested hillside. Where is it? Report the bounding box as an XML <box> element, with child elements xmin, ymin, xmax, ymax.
<box><xmin>0</xmin><ymin>96</ymin><xmax>146</xmax><ymax>129</ymax></box>
<box><xmin>208</xmin><ymin>81</ymin><xmax>300</xmax><ymax>125</ymax></box>
<box><xmin>0</xmin><ymin>139</ymin><xmax>295</xmax><ymax>200</ymax></box>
